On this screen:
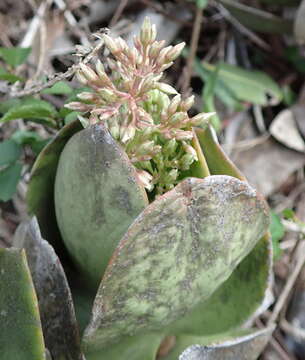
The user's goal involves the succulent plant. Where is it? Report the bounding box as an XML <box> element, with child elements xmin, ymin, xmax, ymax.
<box><xmin>1</xmin><ymin>19</ymin><xmax>273</xmax><ymax>360</ymax></box>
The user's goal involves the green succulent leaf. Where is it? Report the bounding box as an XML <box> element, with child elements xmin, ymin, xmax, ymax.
<box><xmin>13</xmin><ymin>217</ymin><xmax>83</xmax><ymax>360</ymax></box>
<box><xmin>270</xmin><ymin>212</ymin><xmax>284</xmax><ymax>260</ymax></box>
<box><xmin>0</xmin><ymin>47</ymin><xmax>31</xmax><ymax>67</ymax></box>
<box><xmin>0</xmin><ymin>248</ymin><xmax>45</xmax><ymax>360</ymax></box>
<box><xmin>195</xmin><ymin>126</ymin><xmax>245</xmax><ymax>180</ymax></box>
<box><xmin>166</xmin><ymin>326</ymin><xmax>275</xmax><ymax>360</ymax></box>
<box><xmin>188</xmin><ymin>124</ymin><xmax>272</xmax><ymax>336</ymax></box>
<box><xmin>54</xmin><ymin>124</ymin><xmax>149</xmax><ymax>287</ymax></box>
<box><xmin>85</xmin><ymin>333</ymin><xmax>163</xmax><ymax>360</ymax></box>
<box><xmin>83</xmin><ymin>175</ymin><xmax>269</xmax><ymax>351</ymax></box>
<box><xmin>27</xmin><ymin>119</ymin><xmax>83</xmax><ymax>255</ymax></box>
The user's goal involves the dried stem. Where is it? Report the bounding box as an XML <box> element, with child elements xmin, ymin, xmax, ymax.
<box><xmin>268</xmin><ymin>240</ymin><xmax>305</xmax><ymax>325</ymax></box>
<box><xmin>7</xmin><ymin>34</ymin><xmax>106</xmax><ymax>99</ymax></box>
<box><xmin>181</xmin><ymin>5</ymin><xmax>203</xmax><ymax>95</ymax></box>
<box><xmin>109</xmin><ymin>0</ymin><xmax>129</xmax><ymax>28</ymax></box>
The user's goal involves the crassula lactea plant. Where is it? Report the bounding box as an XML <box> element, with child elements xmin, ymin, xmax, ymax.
<box><xmin>0</xmin><ymin>18</ymin><xmax>273</xmax><ymax>360</ymax></box>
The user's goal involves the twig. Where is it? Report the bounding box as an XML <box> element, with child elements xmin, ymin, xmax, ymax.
<box><xmin>109</xmin><ymin>0</ymin><xmax>129</xmax><ymax>28</ymax></box>
<box><xmin>53</xmin><ymin>0</ymin><xmax>90</xmax><ymax>46</ymax></box>
<box><xmin>33</xmin><ymin>15</ymin><xmax>47</xmax><ymax>80</ymax></box>
<box><xmin>8</xmin><ymin>35</ymin><xmax>106</xmax><ymax>99</ymax></box>
<box><xmin>268</xmin><ymin>241</ymin><xmax>305</xmax><ymax>325</ymax></box>
<box><xmin>281</xmin><ymin>318</ymin><xmax>305</xmax><ymax>342</ymax></box>
<box><xmin>20</xmin><ymin>0</ymin><xmax>51</xmax><ymax>48</ymax></box>
<box><xmin>268</xmin><ymin>337</ymin><xmax>294</xmax><ymax>360</ymax></box>
<box><xmin>256</xmin><ymin>318</ymin><xmax>293</xmax><ymax>360</ymax></box>
<box><xmin>274</xmin><ymin>183</ymin><xmax>305</xmax><ymax>213</ymax></box>
<box><xmin>282</xmin><ymin>219</ymin><xmax>305</xmax><ymax>234</ymax></box>
<box><xmin>9</xmin><ymin>67</ymin><xmax>76</xmax><ymax>98</ymax></box>
<box><xmin>223</xmin><ymin>133</ymin><xmax>270</xmax><ymax>152</ymax></box>
<box><xmin>181</xmin><ymin>5</ymin><xmax>203</xmax><ymax>95</ymax></box>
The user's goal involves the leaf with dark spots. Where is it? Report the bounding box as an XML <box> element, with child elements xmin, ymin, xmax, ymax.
<box><xmin>169</xmin><ymin>234</ymin><xmax>272</xmax><ymax>335</ymax></box>
<box><xmin>27</xmin><ymin>120</ymin><xmax>83</xmax><ymax>257</ymax></box>
<box><xmin>82</xmin><ymin>175</ymin><xmax>269</xmax><ymax>351</ymax></box>
<box><xmin>54</xmin><ymin>124</ymin><xmax>149</xmax><ymax>287</ymax></box>
<box><xmin>0</xmin><ymin>248</ymin><xmax>46</xmax><ymax>360</ymax></box>
<box><xmin>85</xmin><ymin>332</ymin><xmax>163</xmax><ymax>360</ymax></box>
<box><xmin>13</xmin><ymin>217</ymin><xmax>84</xmax><ymax>360</ymax></box>
<box><xmin>168</xmin><ymin>326</ymin><xmax>275</xmax><ymax>360</ymax></box>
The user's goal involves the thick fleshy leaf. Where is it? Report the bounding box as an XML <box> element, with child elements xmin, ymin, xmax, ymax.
<box><xmin>83</xmin><ymin>175</ymin><xmax>269</xmax><ymax>351</ymax></box>
<box><xmin>27</xmin><ymin>120</ymin><xmax>83</xmax><ymax>255</ymax></box>
<box><xmin>0</xmin><ymin>248</ymin><xmax>45</xmax><ymax>360</ymax></box>
<box><xmin>179</xmin><ymin>128</ymin><xmax>271</xmax><ymax>335</ymax></box>
<box><xmin>54</xmin><ymin>124</ymin><xmax>148</xmax><ymax>287</ymax></box>
<box><xmin>169</xmin><ymin>234</ymin><xmax>271</xmax><ymax>335</ymax></box>
<box><xmin>13</xmin><ymin>217</ymin><xmax>83</xmax><ymax>360</ymax></box>
<box><xmin>85</xmin><ymin>333</ymin><xmax>163</xmax><ymax>360</ymax></box>
<box><xmin>173</xmin><ymin>326</ymin><xmax>275</xmax><ymax>360</ymax></box>
<box><xmin>195</xmin><ymin>125</ymin><xmax>245</xmax><ymax>181</ymax></box>
<box><xmin>187</xmin><ymin>131</ymin><xmax>210</xmax><ymax>178</ymax></box>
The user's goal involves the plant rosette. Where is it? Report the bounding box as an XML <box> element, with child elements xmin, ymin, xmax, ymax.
<box><xmin>1</xmin><ymin>18</ymin><xmax>273</xmax><ymax>360</ymax></box>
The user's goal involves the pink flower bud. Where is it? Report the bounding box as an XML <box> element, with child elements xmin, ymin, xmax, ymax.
<box><xmin>103</xmin><ymin>34</ymin><xmax>119</xmax><ymax>54</ymax></box>
<box><xmin>166</xmin><ymin>42</ymin><xmax>185</xmax><ymax>62</ymax></box>
<box><xmin>79</xmin><ymin>63</ymin><xmax>99</xmax><ymax>82</ymax></box>
<box><xmin>190</xmin><ymin>112</ymin><xmax>215</xmax><ymax>126</ymax></box>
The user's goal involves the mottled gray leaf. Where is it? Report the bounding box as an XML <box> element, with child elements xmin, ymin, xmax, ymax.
<box><xmin>83</xmin><ymin>175</ymin><xmax>269</xmax><ymax>351</ymax></box>
<box><xmin>54</xmin><ymin>124</ymin><xmax>148</xmax><ymax>287</ymax></box>
<box><xmin>13</xmin><ymin>217</ymin><xmax>84</xmax><ymax>360</ymax></box>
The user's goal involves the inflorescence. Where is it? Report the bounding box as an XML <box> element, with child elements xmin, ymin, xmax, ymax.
<box><xmin>66</xmin><ymin>18</ymin><xmax>213</xmax><ymax>195</ymax></box>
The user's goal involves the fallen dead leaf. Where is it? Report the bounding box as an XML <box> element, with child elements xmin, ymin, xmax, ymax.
<box><xmin>270</xmin><ymin>109</ymin><xmax>305</xmax><ymax>153</ymax></box>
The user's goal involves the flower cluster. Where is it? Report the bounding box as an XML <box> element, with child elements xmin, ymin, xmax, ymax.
<box><xmin>66</xmin><ymin>18</ymin><xmax>213</xmax><ymax>195</ymax></box>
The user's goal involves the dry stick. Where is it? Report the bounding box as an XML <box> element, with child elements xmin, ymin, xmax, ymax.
<box><xmin>109</xmin><ymin>0</ymin><xmax>129</xmax><ymax>28</ymax></box>
<box><xmin>181</xmin><ymin>5</ymin><xmax>203</xmax><ymax>95</ymax></box>
<box><xmin>20</xmin><ymin>0</ymin><xmax>50</xmax><ymax>48</ymax></box>
<box><xmin>33</xmin><ymin>16</ymin><xmax>47</xmax><ymax>80</ymax></box>
<box><xmin>53</xmin><ymin>0</ymin><xmax>90</xmax><ymax>46</ymax></box>
<box><xmin>268</xmin><ymin>338</ymin><xmax>294</xmax><ymax>360</ymax></box>
<box><xmin>268</xmin><ymin>241</ymin><xmax>305</xmax><ymax>326</ymax></box>
<box><xmin>281</xmin><ymin>318</ymin><xmax>305</xmax><ymax>342</ymax></box>
<box><xmin>256</xmin><ymin>318</ymin><xmax>294</xmax><ymax>360</ymax></box>
<box><xmin>9</xmin><ymin>37</ymin><xmax>105</xmax><ymax>99</ymax></box>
